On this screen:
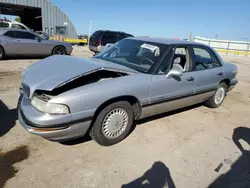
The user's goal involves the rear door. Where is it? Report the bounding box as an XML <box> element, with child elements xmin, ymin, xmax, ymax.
<box><xmin>190</xmin><ymin>45</ymin><xmax>225</xmax><ymax>101</ymax></box>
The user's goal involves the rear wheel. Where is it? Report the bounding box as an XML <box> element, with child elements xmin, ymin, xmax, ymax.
<box><xmin>0</xmin><ymin>46</ymin><xmax>5</xmax><ymax>60</ymax></box>
<box><xmin>205</xmin><ymin>82</ymin><xmax>227</xmax><ymax>108</ymax></box>
<box><xmin>52</xmin><ymin>46</ymin><xmax>66</xmax><ymax>55</ymax></box>
<box><xmin>90</xmin><ymin>101</ymin><xmax>134</xmax><ymax>146</ymax></box>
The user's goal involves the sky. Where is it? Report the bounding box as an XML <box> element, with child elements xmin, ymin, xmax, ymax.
<box><xmin>16</xmin><ymin>0</ymin><xmax>250</xmax><ymax>40</ymax></box>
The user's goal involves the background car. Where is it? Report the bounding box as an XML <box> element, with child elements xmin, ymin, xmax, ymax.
<box><xmin>0</xmin><ymin>18</ymin><xmax>31</xmax><ymax>31</ymax></box>
<box><xmin>18</xmin><ymin>37</ymin><xmax>238</xmax><ymax>146</ymax></box>
<box><xmin>0</xmin><ymin>28</ymin><xmax>73</xmax><ymax>59</ymax></box>
<box><xmin>89</xmin><ymin>30</ymin><xmax>133</xmax><ymax>54</ymax></box>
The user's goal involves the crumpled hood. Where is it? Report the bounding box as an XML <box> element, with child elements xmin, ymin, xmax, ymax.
<box><xmin>22</xmin><ymin>55</ymin><xmax>138</xmax><ymax>98</ymax></box>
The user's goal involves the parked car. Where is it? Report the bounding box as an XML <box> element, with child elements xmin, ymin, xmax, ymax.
<box><xmin>18</xmin><ymin>37</ymin><xmax>238</xmax><ymax>146</ymax></box>
<box><xmin>0</xmin><ymin>19</ymin><xmax>31</xmax><ymax>31</ymax></box>
<box><xmin>0</xmin><ymin>28</ymin><xmax>73</xmax><ymax>59</ymax></box>
<box><xmin>35</xmin><ymin>31</ymin><xmax>50</xmax><ymax>40</ymax></box>
<box><xmin>89</xmin><ymin>30</ymin><xmax>133</xmax><ymax>54</ymax></box>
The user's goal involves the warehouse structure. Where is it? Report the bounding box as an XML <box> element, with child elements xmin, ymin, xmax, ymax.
<box><xmin>0</xmin><ymin>0</ymin><xmax>78</xmax><ymax>38</ymax></box>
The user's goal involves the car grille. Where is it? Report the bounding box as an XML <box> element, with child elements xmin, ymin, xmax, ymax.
<box><xmin>22</xmin><ymin>83</ymin><xmax>30</xmax><ymax>98</ymax></box>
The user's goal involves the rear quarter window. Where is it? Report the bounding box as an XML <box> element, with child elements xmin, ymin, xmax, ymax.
<box><xmin>91</xmin><ymin>31</ymin><xmax>103</xmax><ymax>39</ymax></box>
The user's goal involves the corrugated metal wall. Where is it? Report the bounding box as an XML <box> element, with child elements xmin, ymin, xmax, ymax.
<box><xmin>0</xmin><ymin>0</ymin><xmax>78</xmax><ymax>38</ymax></box>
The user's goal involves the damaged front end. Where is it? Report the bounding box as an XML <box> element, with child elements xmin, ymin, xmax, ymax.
<box><xmin>20</xmin><ymin>69</ymin><xmax>130</xmax><ymax>115</ymax></box>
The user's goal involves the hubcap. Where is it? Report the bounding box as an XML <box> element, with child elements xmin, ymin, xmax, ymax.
<box><xmin>55</xmin><ymin>48</ymin><xmax>65</xmax><ymax>55</ymax></box>
<box><xmin>102</xmin><ymin>108</ymin><xmax>128</xmax><ymax>139</ymax></box>
<box><xmin>214</xmin><ymin>87</ymin><xmax>225</xmax><ymax>105</ymax></box>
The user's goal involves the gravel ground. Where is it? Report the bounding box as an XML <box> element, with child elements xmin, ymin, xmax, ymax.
<box><xmin>0</xmin><ymin>46</ymin><xmax>250</xmax><ymax>188</ymax></box>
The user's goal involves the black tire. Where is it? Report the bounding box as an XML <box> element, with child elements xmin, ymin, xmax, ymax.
<box><xmin>90</xmin><ymin>101</ymin><xmax>134</xmax><ymax>146</ymax></box>
<box><xmin>52</xmin><ymin>46</ymin><xmax>66</xmax><ymax>55</ymax></box>
<box><xmin>0</xmin><ymin>46</ymin><xmax>5</xmax><ymax>60</ymax></box>
<box><xmin>205</xmin><ymin>82</ymin><xmax>228</xmax><ymax>108</ymax></box>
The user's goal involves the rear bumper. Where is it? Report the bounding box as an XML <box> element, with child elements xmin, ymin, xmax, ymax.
<box><xmin>18</xmin><ymin>96</ymin><xmax>92</xmax><ymax>142</ymax></box>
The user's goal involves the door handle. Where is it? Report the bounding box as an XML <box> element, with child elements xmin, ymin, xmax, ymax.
<box><xmin>186</xmin><ymin>76</ymin><xmax>194</xmax><ymax>81</ymax></box>
<box><xmin>16</xmin><ymin>40</ymin><xmax>21</xmax><ymax>43</ymax></box>
<box><xmin>217</xmin><ymin>72</ymin><xmax>223</xmax><ymax>76</ymax></box>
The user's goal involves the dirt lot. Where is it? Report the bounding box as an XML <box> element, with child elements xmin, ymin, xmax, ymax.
<box><xmin>0</xmin><ymin>47</ymin><xmax>250</xmax><ymax>188</ymax></box>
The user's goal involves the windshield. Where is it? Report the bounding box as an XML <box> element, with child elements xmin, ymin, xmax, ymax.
<box><xmin>94</xmin><ymin>39</ymin><xmax>168</xmax><ymax>73</ymax></box>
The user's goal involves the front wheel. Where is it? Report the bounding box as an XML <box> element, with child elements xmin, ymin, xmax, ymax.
<box><xmin>0</xmin><ymin>46</ymin><xmax>5</xmax><ymax>60</ymax></box>
<box><xmin>52</xmin><ymin>46</ymin><xmax>66</xmax><ymax>55</ymax></box>
<box><xmin>90</xmin><ymin>101</ymin><xmax>134</xmax><ymax>146</ymax></box>
<box><xmin>205</xmin><ymin>82</ymin><xmax>227</xmax><ymax>108</ymax></box>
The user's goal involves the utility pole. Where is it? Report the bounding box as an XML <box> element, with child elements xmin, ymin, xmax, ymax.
<box><xmin>88</xmin><ymin>20</ymin><xmax>92</xmax><ymax>46</ymax></box>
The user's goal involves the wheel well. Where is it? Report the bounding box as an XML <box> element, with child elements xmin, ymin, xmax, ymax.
<box><xmin>220</xmin><ymin>79</ymin><xmax>230</xmax><ymax>88</ymax></box>
<box><xmin>92</xmin><ymin>96</ymin><xmax>142</xmax><ymax>123</ymax></box>
<box><xmin>0</xmin><ymin>45</ymin><xmax>5</xmax><ymax>52</ymax></box>
<box><xmin>52</xmin><ymin>45</ymin><xmax>66</xmax><ymax>54</ymax></box>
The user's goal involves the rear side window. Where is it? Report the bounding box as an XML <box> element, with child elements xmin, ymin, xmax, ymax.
<box><xmin>102</xmin><ymin>32</ymin><xmax>119</xmax><ymax>44</ymax></box>
<box><xmin>0</xmin><ymin>22</ymin><xmax>9</xmax><ymax>28</ymax></box>
<box><xmin>193</xmin><ymin>47</ymin><xmax>221</xmax><ymax>71</ymax></box>
<box><xmin>4</xmin><ymin>31</ymin><xmax>15</xmax><ymax>38</ymax></box>
<box><xmin>15</xmin><ymin>31</ymin><xmax>37</xmax><ymax>39</ymax></box>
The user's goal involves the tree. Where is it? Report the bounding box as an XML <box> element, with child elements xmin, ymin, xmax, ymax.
<box><xmin>14</xmin><ymin>17</ymin><xmax>21</xmax><ymax>23</ymax></box>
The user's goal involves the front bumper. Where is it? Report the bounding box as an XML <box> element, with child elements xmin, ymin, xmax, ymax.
<box><xmin>18</xmin><ymin>96</ymin><xmax>93</xmax><ymax>141</ymax></box>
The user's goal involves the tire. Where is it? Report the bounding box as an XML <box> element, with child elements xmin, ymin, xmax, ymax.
<box><xmin>0</xmin><ymin>46</ymin><xmax>5</xmax><ymax>60</ymax></box>
<box><xmin>52</xmin><ymin>46</ymin><xmax>66</xmax><ymax>55</ymax></box>
<box><xmin>205</xmin><ymin>82</ymin><xmax>228</xmax><ymax>108</ymax></box>
<box><xmin>90</xmin><ymin>101</ymin><xmax>134</xmax><ymax>146</ymax></box>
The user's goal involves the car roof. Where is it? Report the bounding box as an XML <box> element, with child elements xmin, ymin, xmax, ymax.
<box><xmin>95</xmin><ymin>30</ymin><xmax>131</xmax><ymax>34</ymax></box>
<box><xmin>130</xmin><ymin>36</ymin><xmax>209</xmax><ymax>47</ymax></box>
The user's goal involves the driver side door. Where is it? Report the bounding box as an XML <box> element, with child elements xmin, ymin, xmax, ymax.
<box><xmin>13</xmin><ymin>31</ymin><xmax>45</xmax><ymax>55</ymax></box>
<box><xmin>141</xmin><ymin>45</ymin><xmax>196</xmax><ymax>117</ymax></box>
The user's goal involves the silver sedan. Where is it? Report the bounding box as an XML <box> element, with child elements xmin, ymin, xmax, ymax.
<box><xmin>0</xmin><ymin>28</ymin><xmax>73</xmax><ymax>59</ymax></box>
<box><xmin>18</xmin><ymin>37</ymin><xmax>238</xmax><ymax>146</ymax></box>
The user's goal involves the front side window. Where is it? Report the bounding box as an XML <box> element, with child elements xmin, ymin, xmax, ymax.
<box><xmin>11</xmin><ymin>24</ymin><xmax>26</xmax><ymax>30</ymax></box>
<box><xmin>94</xmin><ymin>39</ymin><xmax>168</xmax><ymax>73</ymax></box>
<box><xmin>158</xmin><ymin>46</ymin><xmax>190</xmax><ymax>74</ymax></box>
<box><xmin>193</xmin><ymin>47</ymin><xmax>220</xmax><ymax>71</ymax></box>
<box><xmin>15</xmin><ymin>31</ymin><xmax>37</xmax><ymax>39</ymax></box>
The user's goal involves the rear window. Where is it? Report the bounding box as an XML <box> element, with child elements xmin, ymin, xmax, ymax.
<box><xmin>0</xmin><ymin>22</ymin><xmax>9</xmax><ymax>28</ymax></box>
<box><xmin>91</xmin><ymin>30</ymin><xmax>103</xmax><ymax>38</ymax></box>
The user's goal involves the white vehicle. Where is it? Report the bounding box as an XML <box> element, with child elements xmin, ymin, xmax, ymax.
<box><xmin>0</xmin><ymin>19</ymin><xmax>31</xmax><ymax>31</ymax></box>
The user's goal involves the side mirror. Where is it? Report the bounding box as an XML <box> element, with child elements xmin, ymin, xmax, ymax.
<box><xmin>166</xmin><ymin>64</ymin><xmax>183</xmax><ymax>79</ymax></box>
<box><xmin>35</xmin><ymin>37</ymin><xmax>41</xmax><ymax>42</ymax></box>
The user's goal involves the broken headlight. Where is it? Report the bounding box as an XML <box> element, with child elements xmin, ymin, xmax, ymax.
<box><xmin>31</xmin><ymin>96</ymin><xmax>69</xmax><ymax>114</ymax></box>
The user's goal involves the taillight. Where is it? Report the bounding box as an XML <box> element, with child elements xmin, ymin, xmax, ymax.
<box><xmin>98</xmin><ymin>40</ymin><xmax>102</xmax><ymax>45</ymax></box>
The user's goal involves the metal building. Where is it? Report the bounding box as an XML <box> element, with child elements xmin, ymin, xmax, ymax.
<box><xmin>0</xmin><ymin>0</ymin><xmax>78</xmax><ymax>38</ymax></box>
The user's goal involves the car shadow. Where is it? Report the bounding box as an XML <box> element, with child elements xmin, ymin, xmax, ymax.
<box><xmin>0</xmin><ymin>145</ymin><xmax>29</xmax><ymax>188</ymax></box>
<box><xmin>121</xmin><ymin>161</ymin><xmax>176</xmax><ymax>188</ymax></box>
<box><xmin>61</xmin><ymin>103</ymin><xmax>202</xmax><ymax>146</ymax></box>
<box><xmin>0</xmin><ymin>100</ymin><xmax>18</xmax><ymax>137</ymax></box>
<box><xmin>208</xmin><ymin>127</ymin><xmax>250</xmax><ymax>188</ymax></box>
